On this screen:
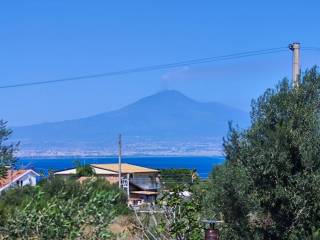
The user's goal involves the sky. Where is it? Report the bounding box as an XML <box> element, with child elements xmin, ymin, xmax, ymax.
<box><xmin>1</xmin><ymin>1</ymin><xmax>320</xmax><ymax>126</ymax></box>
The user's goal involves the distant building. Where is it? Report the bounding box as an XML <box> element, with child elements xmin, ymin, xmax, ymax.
<box><xmin>0</xmin><ymin>169</ymin><xmax>40</xmax><ymax>194</ymax></box>
<box><xmin>54</xmin><ymin>163</ymin><xmax>160</xmax><ymax>205</ymax></box>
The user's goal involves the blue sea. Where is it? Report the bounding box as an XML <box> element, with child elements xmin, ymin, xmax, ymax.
<box><xmin>18</xmin><ymin>156</ymin><xmax>225</xmax><ymax>178</ymax></box>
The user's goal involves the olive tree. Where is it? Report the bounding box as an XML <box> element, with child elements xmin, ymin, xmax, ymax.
<box><xmin>205</xmin><ymin>67</ymin><xmax>320</xmax><ymax>239</ymax></box>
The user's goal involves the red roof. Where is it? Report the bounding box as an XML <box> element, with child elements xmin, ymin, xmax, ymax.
<box><xmin>0</xmin><ymin>170</ymin><xmax>30</xmax><ymax>188</ymax></box>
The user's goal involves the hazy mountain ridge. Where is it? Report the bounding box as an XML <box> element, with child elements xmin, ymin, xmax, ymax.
<box><xmin>12</xmin><ymin>90</ymin><xmax>249</xmax><ymax>155</ymax></box>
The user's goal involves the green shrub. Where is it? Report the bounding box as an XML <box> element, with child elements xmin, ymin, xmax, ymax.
<box><xmin>0</xmin><ymin>177</ymin><xmax>129</xmax><ymax>239</ymax></box>
<box><xmin>160</xmin><ymin>168</ymin><xmax>198</xmax><ymax>189</ymax></box>
<box><xmin>74</xmin><ymin>160</ymin><xmax>95</xmax><ymax>177</ymax></box>
<box><xmin>0</xmin><ymin>185</ymin><xmax>37</xmax><ymax>225</ymax></box>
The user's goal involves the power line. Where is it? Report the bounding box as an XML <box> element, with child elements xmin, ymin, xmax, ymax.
<box><xmin>302</xmin><ymin>47</ymin><xmax>320</xmax><ymax>51</ymax></box>
<box><xmin>0</xmin><ymin>47</ymin><xmax>288</xmax><ymax>90</ymax></box>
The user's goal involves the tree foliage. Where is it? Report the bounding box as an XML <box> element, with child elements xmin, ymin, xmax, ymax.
<box><xmin>132</xmin><ymin>185</ymin><xmax>203</xmax><ymax>240</ymax></box>
<box><xmin>204</xmin><ymin>67</ymin><xmax>320</xmax><ymax>239</ymax></box>
<box><xmin>0</xmin><ymin>120</ymin><xmax>18</xmax><ymax>178</ymax></box>
<box><xmin>74</xmin><ymin>160</ymin><xmax>95</xmax><ymax>177</ymax></box>
<box><xmin>160</xmin><ymin>168</ymin><xmax>198</xmax><ymax>189</ymax></box>
<box><xmin>158</xmin><ymin>185</ymin><xmax>203</xmax><ymax>239</ymax></box>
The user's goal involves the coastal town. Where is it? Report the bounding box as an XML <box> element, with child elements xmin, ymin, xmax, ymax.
<box><xmin>16</xmin><ymin>138</ymin><xmax>223</xmax><ymax>157</ymax></box>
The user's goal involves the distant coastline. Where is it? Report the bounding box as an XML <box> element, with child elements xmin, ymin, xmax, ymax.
<box><xmin>16</xmin><ymin>150</ymin><xmax>224</xmax><ymax>158</ymax></box>
<box><xmin>18</xmin><ymin>155</ymin><xmax>225</xmax><ymax>178</ymax></box>
<box><xmin>16</xmin><ymin>153</ymin><xmax>224</xmax><ymax>159</ymax></box>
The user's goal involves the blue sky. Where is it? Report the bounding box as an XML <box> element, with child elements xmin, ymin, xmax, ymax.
<box><xmin>1</xmin><ymin>1</ymin><xmax>320</xmax><ymax>126</ymax></box>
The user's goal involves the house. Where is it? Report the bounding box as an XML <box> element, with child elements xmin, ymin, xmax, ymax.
<box><xmin>0</xmin><ymin>169</ymin><xmax>40</xmax><ymax>194</ymax></box>
<box><xmin>92</xmin><ymin>164</ymin><xmax>160</xmax><ymax>204</ymax></box>
<box><xmin>54</xmin><ymin>163</ymin><xmax>160</xmax><ymax>204</ymax></box>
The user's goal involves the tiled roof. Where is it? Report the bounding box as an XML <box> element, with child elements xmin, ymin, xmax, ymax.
<box><xmin>0</xmin><ymin>170</ymin><xmax>29</xmax><ymax>188</ymax></box>
<box><xmin>91</xmin><ymin>163</ymin><xmax>159</xmax><ymax>174</ymax></box>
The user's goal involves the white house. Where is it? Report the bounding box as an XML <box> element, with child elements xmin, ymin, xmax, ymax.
<box><xmin>0</xmin><ymin>169</ymin><xmax>40</xmax><ymax>194</ymax></box>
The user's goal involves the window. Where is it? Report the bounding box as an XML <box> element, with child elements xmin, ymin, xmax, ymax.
<box><xmin>15</xmin><ymin>180</ymin><xmax>22</xmax><ymax>187</ymax></box>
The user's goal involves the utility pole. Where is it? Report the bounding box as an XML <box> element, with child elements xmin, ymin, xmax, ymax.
<box><xmin>289</xmin><ymin>42</ymin><xmax>301</xmax><ymax>88</ymax></box>
<box><xmin>118</xmin><ymin>134</ymin><xmax>122</xmax><ymax>189</ymax></box>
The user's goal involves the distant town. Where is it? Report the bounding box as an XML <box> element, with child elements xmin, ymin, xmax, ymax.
<box><xmin>17</xmin><ymin>139</ymin><xmax>223</xmax><ymax>157</ymax></box>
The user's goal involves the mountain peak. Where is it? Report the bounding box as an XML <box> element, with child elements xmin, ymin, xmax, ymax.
<box><xmin>135</xmin><ymin>90</ymin><xmax>194</xmax><ymax>106</ymax></box>
<box><xmin>155</xmin><ymin>90</ymin><xmax>188</xmax><ymax>97</ymax></box>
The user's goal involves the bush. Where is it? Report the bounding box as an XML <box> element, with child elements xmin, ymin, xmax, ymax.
<box><xmin>74</xmin><ymin>161</ymin><xmax>95</xmax><ymax>177</ymax></box>
<box><xmin>0</xmin><ymin>185</ymin><xmax>37</xmax><ymax>225</ymax></box>
<box><xmin>39</xmin><ymin>177</ymin><xmax>82</xmax><ymax>199</ymax></box>
<box><xmin>160</xmin><ymin>168</ymin><xmax>198</xmax><ymax>189</ymax></box>
<box><xmin>0</xmin><ymin>177</ymin><xmax>129</xmax><ymax>239</ymax></box>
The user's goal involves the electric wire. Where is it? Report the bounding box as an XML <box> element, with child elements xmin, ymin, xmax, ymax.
<box><xmin>0</xmin><ymin>47</ymin><xmax>288</xmax><ymax>89</ymax></box>
<box><xmin>301</xmin><ymin>47</ymin><xmax>320</xmax><ymax>51</ymax></box>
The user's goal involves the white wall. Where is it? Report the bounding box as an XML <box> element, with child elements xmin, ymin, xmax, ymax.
<box><xmin>0</xmin><ymin>172</ymin><xmax>38</xmax><ymax>194</ymax></box>
<box><xmin>20</xmin><ymin>173</ymin><xmax>37</xmax><ymax>187</ymax></box>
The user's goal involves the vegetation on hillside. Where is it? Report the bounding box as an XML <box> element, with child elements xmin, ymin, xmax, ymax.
<box><xmin>203</xmin><ymin>67</ymin><xmax>320</xmax><ymax>239</ymax></box>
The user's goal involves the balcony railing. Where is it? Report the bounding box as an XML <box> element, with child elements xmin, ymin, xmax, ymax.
<box><xmin>130</xmin><ymin>178</ymin><xmax>160</xmax><ymax>190</ymax></box>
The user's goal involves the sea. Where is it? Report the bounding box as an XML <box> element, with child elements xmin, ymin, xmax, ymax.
<box><xmin>18</xmin><ymin>156</ymin><xmax>225</xmax><ymax>179</ymax></box>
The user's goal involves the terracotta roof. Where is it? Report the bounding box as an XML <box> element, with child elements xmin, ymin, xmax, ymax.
<box><xmin>0</xmin><ymin>170</ymin><xmax>39</xmax><ymax>189</ymax></box>
<box><xmin>91</xmin><ymin>163</ymin><xmax>159</xmax><ymax>174</ymax></box>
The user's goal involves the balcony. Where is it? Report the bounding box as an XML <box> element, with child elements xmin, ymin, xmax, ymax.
<box><xmin>130</xmin><ymin>177</ymin><xmax>160</xmax><ymax>190</ymax></box>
